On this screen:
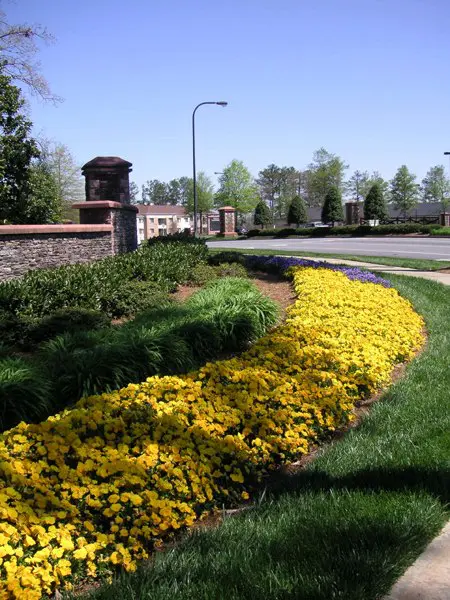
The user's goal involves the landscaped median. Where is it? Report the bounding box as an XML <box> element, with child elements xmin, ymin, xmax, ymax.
<box><xmin>0</xmin><ymin>267</ymin><xmax>424</xmax><ymax>599</ymax></box>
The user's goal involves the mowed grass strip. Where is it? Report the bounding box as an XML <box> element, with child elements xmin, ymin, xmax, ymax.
<box><xmin>73</xmin><ymin>274</ymin><xmax>449</xmax><ymax>600</ymax></box>
<box><xmin>208</xmin><ymin>246</ymin><xmax>450</xmax><ymax>271</ymax></box>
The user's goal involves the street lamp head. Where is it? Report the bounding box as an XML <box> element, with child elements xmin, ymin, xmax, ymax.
<box><xmin>444</xmin><ymin>152</ymin><xmax>450</xmax><ymax>155</ymax></box>
<box><xmin>216</xmin><ymin>101</ymin><xmax>228</xmax><ymax>107</ymax></box>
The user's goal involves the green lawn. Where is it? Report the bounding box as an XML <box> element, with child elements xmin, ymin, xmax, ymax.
<box><xmin>208</xmin><ymin>247</ymin><xmax>450</xmax><ymax>271</ymax></box>
<box><xmin>71</xmin><ymin>273</ymin><xmax>450</xmax><ymax>600</ymax></box>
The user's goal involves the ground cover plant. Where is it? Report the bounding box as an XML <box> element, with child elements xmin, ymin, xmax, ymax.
<box><xmin>0</xmin><ymin>264</ymin><xmax>424</xmax><ymax>599</ymax></box>
<box><xmin>0</xmin><ymin>278</ymin><xmax>277</xmax><ymax>431</ymax></box>
<box><xmin>246</xmin><ymin>223</ymin><xmax>436</xmax><ymax>238</ymax></box>
<box><xmin>75</xmin><ymin>273</ymin><xmax>450</xmax><ymax>600</ymax></box>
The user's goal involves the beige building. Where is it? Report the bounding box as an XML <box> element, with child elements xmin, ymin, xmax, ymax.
<box><xmin>137</xmin><ymin>205</ymin><xmax>191</xmax><ymax>243</ymax></box>
<box><xmin>137</xmin><ymin>205</ymin><xmax>221</xmax><ymax>243</ymax></box>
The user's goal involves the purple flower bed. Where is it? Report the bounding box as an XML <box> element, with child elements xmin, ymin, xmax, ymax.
<box><xmin>244</xmin><ymin>255</ymin><xmax>392</xmax><ymax>287</ymax></box>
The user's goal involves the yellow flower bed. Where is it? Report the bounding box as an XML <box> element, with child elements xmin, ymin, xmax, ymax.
<box><xmin>0</xmin><ymin>268</ymin><xmax>424</xmax><ymax>599</ymax></box>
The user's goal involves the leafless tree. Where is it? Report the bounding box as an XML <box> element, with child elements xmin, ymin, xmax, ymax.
<box><xmin>0</xmin><ymin>6</ymin><xmax>61</xmax><ymax>102</ymax></box>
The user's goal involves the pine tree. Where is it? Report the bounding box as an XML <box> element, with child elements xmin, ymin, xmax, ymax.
<box><xmin>253</xmin><ymin>199</ymin><xmax>271</xmax><ymax>228</ymax></box>
<box><xmin>321</xmin><ymin>186</ymin><xmax>344</xmax><ymax>225</ymax></box>
<box><xmin>364</xmin><ymin>183</ymin><xmax>388</xmax><ymax>221</ymax></box>
<box><xmin>287</xmin><ymin>195</ymin><xmax>307</xmax><ymax>227</ymax></box>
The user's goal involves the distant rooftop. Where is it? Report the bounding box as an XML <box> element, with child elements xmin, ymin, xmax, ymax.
<box><xmin>137</xmin><ymin>204</ymin><xmax>188</xmax><ymax>216</ymax></box>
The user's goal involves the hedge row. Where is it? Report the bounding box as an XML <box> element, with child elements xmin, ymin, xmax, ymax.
<box><xmin>0</xmin><ymin>238</ymin><xmax>209</xmax><ymax>320</ymax></box>
<box><xmin>247</xmin><ymin>223</ymin><xmax>437</xmax><ymax>238</ymax></box>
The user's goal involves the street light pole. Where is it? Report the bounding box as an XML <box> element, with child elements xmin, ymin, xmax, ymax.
<box><xmin>192</xmin><ymin>101</ymin><xmax>227</xmax><ymax>236</ymax></box>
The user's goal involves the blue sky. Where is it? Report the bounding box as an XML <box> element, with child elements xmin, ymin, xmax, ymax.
<box><xmin>6</xmin><ymin>0</ymin><xmax>450</xmax><ymax>194</ymax></box>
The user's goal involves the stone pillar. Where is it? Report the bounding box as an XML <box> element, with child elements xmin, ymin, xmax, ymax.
<box><xmin>440</xmin><ymin>213</ymin><xmax>450</xmax><ymax>227</ymax></box>
<box><xmin>72</xmin><ymin>156</ymin><xmax>138</xmax><ymax>254</ymax></box>
<box><xmin>218</xmin><ymin>206</ymin><xmax>236</xmax><ymax>235</ymax></box>
<box><xmin>345</xmin><ymin>202</ymin><xmax>362</xmax><ymax>225</ymax></box>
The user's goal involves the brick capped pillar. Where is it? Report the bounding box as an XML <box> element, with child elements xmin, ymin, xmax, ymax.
<box><xmin>440</xmin><ymin>213</ymin><xmax>450</xmax><ymax>226</ymax></box>
<box><xmin>72</xmin><ymin>156</ymin><xmax>138</xmax><ymax>254</ymax></box>
<box><xmin>218</xmin><ymin>206</ymin><xmax>236</xmax><ymax>235</ymax></box>
<box><xmin>345</xmin><ymin>202</ymin><xmax>361</xmax><ymax>225</ymax></box>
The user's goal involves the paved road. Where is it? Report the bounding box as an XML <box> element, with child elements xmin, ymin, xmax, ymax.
<box><xmin>207</xmin><ymin>237</ymin><xmax>450</xmax><ymax>260</ymax></box>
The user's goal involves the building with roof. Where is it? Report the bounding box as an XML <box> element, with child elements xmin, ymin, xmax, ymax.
<box><xmin>136</xmin><ymin>205</ymin><xmax>221</xmax><ymax>243</ymax></box>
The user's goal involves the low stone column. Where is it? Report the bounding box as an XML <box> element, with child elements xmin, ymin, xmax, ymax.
<box><xmin>440</xmin><ymin>212</ymin><xmax>450</xmax><ymax>227</ymax></box>
<box><xmin>218</xmin><ymin>206</ymin><xmax>236</xmax><ymax>235</ymax></box>
<box><xmin>72</xmin><ymin>200</ymin><xmax>138</xmax><ymax>253</ymax></box>
<box><xmin>345</xmin><ymin>202</ymin><xmax>361</xmax><ymax>225</ymax></box>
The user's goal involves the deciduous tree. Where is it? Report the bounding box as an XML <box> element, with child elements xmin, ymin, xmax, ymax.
<box><xmin>345</xmin><ymin>170</ymin><xmax>371</xmax><ymax>202</ymax></box>
<box><xmin>215</xmin><ymin>159</ymin><xmax>259</xmax><ymax>218</ymax></box>
<box><xmin>0</xmin><ymin>8</ymin><xmax>59</xmax><ymax>102</ymax></box>
<box><xmin>421</xmin><ymin>165</ymin><xmax>450</xmax><ymax>209</ymax></box>
<box><xmin>142</xmin><ymin>179</ymin><xmax>168</xmax><ymax>205</ymax></box>
<box><xmin>390</xmin><ymin>165</ymin><xmax>419</xmax><ymax>216</ymax></box>
<box><xmin>186</xmin><ymin>172</ymin><xmax>214</xmax><ymax>233</ymax></box>
<box><xmin>37</xmin><ymin>140</ymin><xmax>84</xmax><ymax>220</ymax></box>
<box><xmin>129</xmin><ymin>182</ymin><xmax>140</xmax><ymax>203</ymax></box>
<box><xmin>304</xmin><ymin>148</ymin><xmax>348</xmax><ymax>207</ymax></box>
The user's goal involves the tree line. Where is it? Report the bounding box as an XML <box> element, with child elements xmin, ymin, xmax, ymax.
<box><xmin>133</xmin><ymin>149</ymin><xmax>450</xmax><ymax>228</ymax></box>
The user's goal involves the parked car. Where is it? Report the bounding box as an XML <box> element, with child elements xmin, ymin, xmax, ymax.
<box><xmin>305</xmin><ymin>221</ymin><xmax>329</xmax><ymax>228</ymax></box>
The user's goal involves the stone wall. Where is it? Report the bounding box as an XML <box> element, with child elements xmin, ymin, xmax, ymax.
<box><xmin>111</xmin><ymin>206</ymin><xmax>138</xmax><ymax>253</ymax></box>
<box><xmin>0</xmin><ymin>225</ymin><xmax>113</xmax><ymax>281</ymax></box>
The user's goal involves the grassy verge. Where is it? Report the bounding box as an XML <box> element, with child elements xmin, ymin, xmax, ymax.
<box><xmin>208</xmin><ymin>247</ymin><xmax>450</xmax><ymax>271</ymax></box>
<box><xmin>74</xmin><ymin>274</ymin><xmax>449</xmax><ymax>600</ymax></box>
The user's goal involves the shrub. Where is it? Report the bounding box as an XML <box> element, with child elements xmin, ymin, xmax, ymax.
<box><xmin>430</xmin><ymin>227</ymin><xmax>450</xmax><ymax>235</ymax></box>
<box><xmin>146</xmin><ymin>231</ymin><xmax>197</xmax><ymax>246</ymax></box>
<box><xmin>274</xmin><ymin>228</ymin><xmax>297</xmax><ymax>238</ymax></box>
<box><xmin>0</xmin><ymin>357</ymin><xmax>51</xmax><ymax>430</ymax></box>
<box><xmin>0</xmin><ymin>242</ymin><xmax>208</xmax><ymax>320</ymax></box>
<box><xmin>99</xmin><ymin>280</ymin><xmax>172</xmax><ymax>319</ymax></box>
<box><xmin>322</xmin><ymin>186</ymin><xmax>344</xmax><ymax>225</ymax></box>
<box><xmin>188</xmin><ymin>263</ymin><xmax>218</xmax><ymax>286</ymax></box>
<box><xmin>213</xmin><ymin>262</ymin><xmax>248</xmax><ymax>279</ymax></box>
<box><xmin>364</xmin><ymin>183</ymin><xmax>388</xmax><ymax>220</ymax></box>
<box><xmin>2</xmin><ymin>278</ymin><xmax>278</xmax><ymax>422</ymax></box>
<box><xmin>253</xmin><ymin>199</ymin><xmax>272</xmax><ymax>228</ymax></box>
<box><xmin>0</xmin><ymin>310</ymin><xmax>36</xmax><ymax>349</ymax></box>
<box><xmin>208</xmin><ymin>251</ymin><xmax>247</xmax><ymax>266</ymax></box>
<box><xmin>29</xmin><ymin>308</ymin><xmax>111</xmax><ymax>345</ymax></box>
<box><xmin>287</xmin><ymin>195</ymin><xmax>308</xmax><ymax>227</ymax></box>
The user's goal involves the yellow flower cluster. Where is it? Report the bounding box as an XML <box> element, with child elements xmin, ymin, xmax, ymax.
<box><xmin>0</xmin><ymin>268</ymin><xmax>424</xmax><ymax>598</ymax></box>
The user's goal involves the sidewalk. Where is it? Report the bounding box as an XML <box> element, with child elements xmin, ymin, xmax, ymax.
<box><xmin>302</xmin><ymin>256</ymin><xmax>450</xmax><ymax>600</ymax></box>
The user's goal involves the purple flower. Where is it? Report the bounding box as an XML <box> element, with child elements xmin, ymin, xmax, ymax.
<box><xmin>244</xmin><ymin>255</ymin><xmax>391</xmax><ymax>287</ymax></box>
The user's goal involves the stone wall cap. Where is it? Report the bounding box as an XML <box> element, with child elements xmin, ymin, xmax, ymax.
<box><xmin>72</xmin><ymin>201</ymin><xmax>138</xmax><ymax>212</ymax></box>
<box><xmin>0</xmin><ymin>224</ymin><xmax>113</xmax><ymax>235</ymax></box>
<box><xmin>82</xmin><ymin>156</ymin><xmax>132</xmax><ymax>170</ymax></box>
